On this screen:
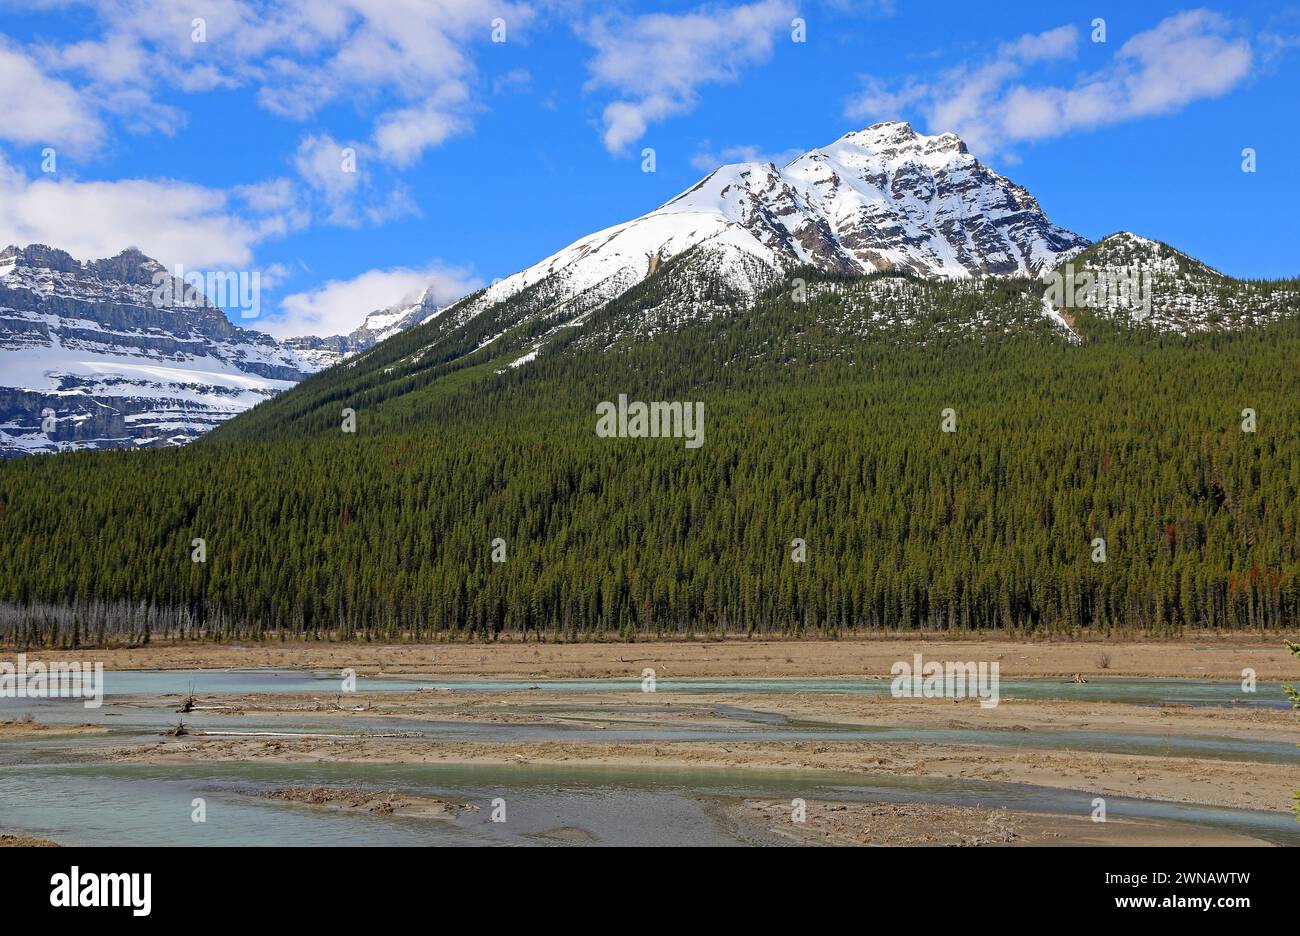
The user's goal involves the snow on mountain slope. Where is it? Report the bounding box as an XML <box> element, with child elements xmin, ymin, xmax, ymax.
<box><xmin>444</xmin><ymin>121</ymin><xmax>1088</xmax><ymax>336</ymax></box>
<box><xmin>1044</xmin><ymin>232</ymin><xmax>1300</xmax><ymax>333</ymax></box>
<box><xmin>782</xmin><ymin>123</ymin><xmax>1086</xmax><ymax>276</ymax></box>
<box><xmin>0</xmin><ymin>244</ymin><xmax>319</xmax><ymax>456</ymax></box>
<box><xmin>283</xmin><ymin>286</ymin><xmax>447</xmax><ymax>369</ymax></box>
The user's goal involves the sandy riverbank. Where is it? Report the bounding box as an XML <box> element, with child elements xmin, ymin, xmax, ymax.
<box><xmin>153</xmin><ymin>688</ymin><xmax>1300</xmax><ymax>744</ymax></box>
<box><xmin>80</xmin><ymin>651</ymin><xmax>1300</xmax><ymax>817</ymax></box>
<box><xmin>0</xmin><ymin>719</ymin><xmax>108</xmax><ymax>738</ymax></box>
<box><xmin>26</xmin><ymin>633</ymin><xmax>1300</xmax><ymax>679</ymax></box>
<box><xmin>0</xmin><ymin>834</ymin><xmax>59</xmax><ymax>847</ymax></box>
<box><xmin>723</xmin><ymin>800</ymin><xmax>1271</xmax><ymax>846</ymax></box>
<box><xmin>235</xmin><ymin>785</ymin><xmax>1274</xmax><ymax>846</ymax></box>
<box><xmin>104</xmin><ymin>707</ymin><xmax>1298</xmax><ymax>814</ymax></box>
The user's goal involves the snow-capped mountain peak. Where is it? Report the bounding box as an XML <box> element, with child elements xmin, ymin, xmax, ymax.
<box><xmin>779</xmin><ymin>121</ymin><xmax>1081</xmax><ymax>277</ymax></box>
<box><xmin>451</xmin><ymin>122</ymin><xmax>1088</xmax><ymax>333</ymax></box>
<box><xmin>812</xmin><ymin>121</ymin><xmax>969</xmax><ymax>171</ymax></box>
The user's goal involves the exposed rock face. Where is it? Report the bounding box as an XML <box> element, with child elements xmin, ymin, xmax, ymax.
<box><xmin>0</xmin><ymin>244</ymin><xmax>318</xmax><ymax>456</ymax></box>
<box><xmin>775</xmin><ymin>122</ymin><xmax>1087</xmax><ymax>276</ymax></box>
<box><xmin>448</xmin><ymin>121</ymin><xmax>1089</xmax><ymax>335</ymax></box>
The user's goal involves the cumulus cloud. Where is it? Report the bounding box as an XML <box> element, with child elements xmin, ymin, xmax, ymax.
<box><xmin>293</xmin><ymin>135</ymin><xmax>364</xmax><ymax>224</ymax></box>
<box><xmin>232</xmin><ymin>177</ymin><xmax>312</xmax><ymax>239</ymax></box>
<box><xmin>998</xmin><ymin>24</ymin><xmax>1079</xmax><ymax>64</ymax></box>
<box><xmin>0</xmin><ymin>38</ymin><xmax>104</xmax><ymax>152</ymax></box>
<box><xmin>372</xmin><ymin>83</ymin><xmax>472</xmax><ymax>167</ymax></box>
<box><xmin>292</xmin><ymin>134</ymin><xmax>417</xmax><ymax>226</ymax></box>
<box><xmin>265</xmin><ymin>263</ymin><xmax>483</xmax><ymax>338</ymax></box>
<box><xmin>580</xmin><ymin>0</ymin><xmax>796</xmax><ymax>153</ymax></box>
<box><xmin>846</xmin><ymin>11</ymin><xmax>1253</xmax><ymax>157</ymax></box>
<box><xmin>0</xmin><ymin>154</ymin><xmax>297</xmax><ymax>270</ymax></box>
<box><xmin>28</xmin><ymin>0</ymin><xmax>532</xmax><ymax>167</ymax></box>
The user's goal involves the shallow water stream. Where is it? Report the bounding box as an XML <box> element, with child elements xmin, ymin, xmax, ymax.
<box><xmin>3</xmin><ymin>758</ymin><xmax>1298</xmax><ymax>847</ymax></box>
<box><xmin>2</xmin><ymin>669</ymin><xmax>1296</xmax><ymax>846</ymax></box>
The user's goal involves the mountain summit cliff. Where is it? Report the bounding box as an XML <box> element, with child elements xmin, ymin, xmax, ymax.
<box><xmin>458</xmin><ymin>121</ymin><xmax>1089</xmax><ymax>329</ymax></box>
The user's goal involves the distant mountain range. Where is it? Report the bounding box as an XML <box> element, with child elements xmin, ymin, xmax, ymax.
<box><xmin>0</xmin><ymin>244</ymin><xmax>312</xmax><ymax>455</ymax></box>
<box><xmin>2</xmin><ymin>121</ymin><xmax>1294</xmax><ymax>457</ymax></box>
<box><xmin>280</xmin><ymin>286</ymin><xmax>449</xmax><ymax>370</ymax></box>
<box><xmin>0</xmin><ymin>246</ymin><xmax>442</xmax><ymax>455</ymax></box>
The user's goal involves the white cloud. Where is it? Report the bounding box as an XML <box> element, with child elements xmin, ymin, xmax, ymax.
<box><xmin>689</xmin><ymin>143</ymin><xmax>803</xmax><ymax>172</ymax></box>
<box><xmin>98</xmin><ymin>86</ymin><xmax>184</xmax><ymax>136</ymax></box>
<box><xmin>266</xmin><ymin>263</ymin><xmax>483</xmax><ymax>338</ymax></box>
<box><xmin>844</xmin><ymin>75</ymin><xmax>927</xmax><ymax>122</ymax></box>
<box><xmin>493</xmin><ymin>67</ymin><xmax>533</xmax><ymax>95</ymax></box>
<box><xmin>0</xmin><ymin>38</ymin><xmax>104</xmax><ymax>152</ymax></box>
<box><xmin>0</xmin><ymin>155</ymin><xmax>301</xmax><ymax>270</ymax></box>
<box><xmin>846</xmin><ymin>11</ymin><xmax>1253</xmax><ymax>157</ymax></box>
<box><xmin>998</xmin><ymin>24</ymin><xmax>1079</xmax><ymax>64</ymax></box>
<box><xmin>233</xmin><ymin>177</ymin><xmax>312</xmax><ymax>238</ymax></box>
<box><xmin>292</xmin><ymin>134</ymin><xmax>418</xmax><ymax>226</ymax></box>
<box><xmin>293</xmin><ymin>134</ymin><xmax>363</xmax><ymax>225</ymax></box>
<box><xmin>38</xmin><ymin>32</ymin><xmax>152</xmax><ymax>86</ymax></box>
<box><xmin>258</xmin><ymin>261</ymin><xmax>294</xmax><ymax>292</ymax></box>
<box><xmin>580</xmin><ymin>0</ymin><xmax>796</xmax><ymax>153</ymax></box>
<box><xmin>372</xmin><ymin>84</ymin><xmax>472</xmax><ymax>167</ymax></box>
<box><xmin>32</xmin><ymin>0</ymin><xmax>533</xmax><ymax>167</ymax></box>
<box><xmin>1112</xmin><ymin>10</ymin><xmax>1252</xmax><ymax>115</ymax></box>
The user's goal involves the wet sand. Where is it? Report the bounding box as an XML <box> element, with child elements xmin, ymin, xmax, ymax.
<box><xmin>147</xmin><ymin>687</ymin><xmax>1300</xmax><ymax>744</ymax></box>
<box><xmin>259</xmin><ymin>786</ymin><xmax>480</xmax><ymax>819</ymax></box>
<box><xmin>106</xmin><ymin>731</ymin><xmax>1298</xmax><ymax>815</ymax></box>
<box><xmin>234</xmin><ymin>786</ymin><xmax>1275</xmax><ymax>846</ymax></box>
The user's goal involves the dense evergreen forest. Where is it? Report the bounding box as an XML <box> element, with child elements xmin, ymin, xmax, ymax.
<box><xmin>2</xmin><ymin>264</ymin><xmax>1300</xmax><ymax>646</ymax></box>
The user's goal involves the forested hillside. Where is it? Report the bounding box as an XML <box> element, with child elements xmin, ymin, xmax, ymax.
<box><xmin>2</xmin><ymin>265</ymin><xmax>1299</xmax><ymax>646</ymax></box>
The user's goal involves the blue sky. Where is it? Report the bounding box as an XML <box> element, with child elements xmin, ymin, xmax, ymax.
<box><xmin>0</xmin><ymin>1</ymin><xmax>1297</xmax><ymax>336</ymax></box>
